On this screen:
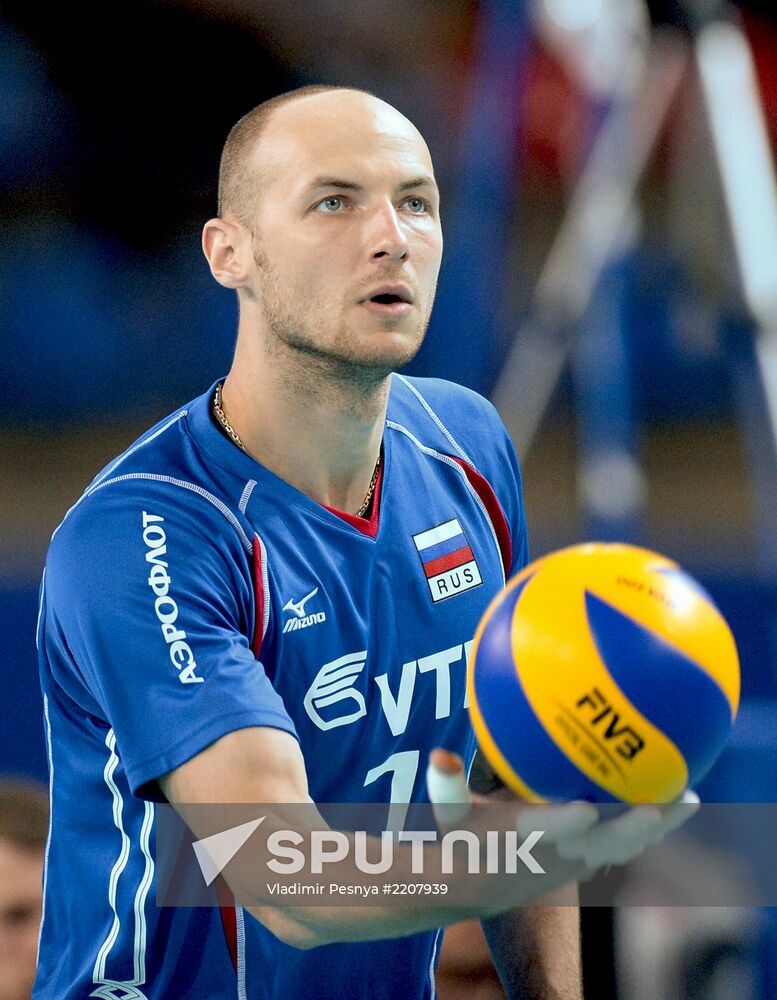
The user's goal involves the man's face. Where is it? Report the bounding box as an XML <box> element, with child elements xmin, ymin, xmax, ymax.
<box><xmin>241</xmin><ymin>92</ymin><xmax>443</xmax><ymax>377</ymax></box>
<box><xmin>0</xmin><ymin>839</ymin><xmax>42</xmax><ymax>1000</ymax></box>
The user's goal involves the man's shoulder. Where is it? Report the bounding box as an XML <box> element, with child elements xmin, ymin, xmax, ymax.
<box><xmin>87</xmin><ymin>399</ymin><xmax>197</xmax><ymax>485</ymax></box>
<box><xmin>391</xmin><ymin>374</ymin><xmax>498</xmax><ymax>420</ymax></box>
<box><xmin>390</xmin><ymin>375</ymin><xmax>527</xmax><ymax>574</ymax></box>
<box><xmin>388</xmin><ymin>374</ymin><xmax>507</xmax><ymax>459</ymax></box>
<box><xmin>48</xmin><ymin>387</ymin><xmax>253</xmax><ymax>566</ymax></box>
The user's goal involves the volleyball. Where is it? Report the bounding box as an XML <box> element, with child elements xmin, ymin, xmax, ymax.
<box><xmin>467</xmin><ymin>543</ymin><xmax>740</xmax><ymax>804</ymax></box>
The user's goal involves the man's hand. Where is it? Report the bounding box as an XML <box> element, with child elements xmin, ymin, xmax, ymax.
<box><xmin>426</xmin><ymin>748</ymin><xmax>700</xmax><ymax>873</ymax></box>
<box><xmin>427</xmin><ymin>749</ymin><xmax>700</xmax><ymax>999</ymax></box>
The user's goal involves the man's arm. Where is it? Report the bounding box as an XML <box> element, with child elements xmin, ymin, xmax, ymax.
<box><xmin>481</xmin><ymin>887</ymin><xmax>581</xmax><ymax>1000</ymax></box>
<box><xmin>159</xmin><ymin>726</ymin><xmax>591</xmax><ymax>950</ymax></box>
<box><xmin>468</xmin><ymin>750</ymin><xmax>582</xmax><ymax>999</ymax></box>
<box><xmin>160</xmin><ymin>728</ymin><xmax>692</xmax><ymax>951</ymax></box>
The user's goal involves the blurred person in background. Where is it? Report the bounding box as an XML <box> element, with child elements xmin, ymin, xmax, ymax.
<box><xmin>0</xmin><ymin>780</ymin><xmax>48</xmax><ymax>1000</ymax></box>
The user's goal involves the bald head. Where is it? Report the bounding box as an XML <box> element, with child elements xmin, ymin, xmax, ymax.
<box><xmin>217</xmin><ymin>86</ymin><xmax>432</xmax><ymax>226</ymax></box>
<box><xmin>205</xmin><ymin>85</ymin><xmax>442</xmax><ymax>382</ymax></box>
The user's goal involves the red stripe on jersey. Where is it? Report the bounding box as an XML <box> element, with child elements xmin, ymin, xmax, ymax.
<box><xmin>449</xmin><ymin>457</ymin><xmax>512</xmax><ymax>577</ymax></box>
<box><xmin>252</xmin><ymin>534</ymin><xmax>266</xmax><ymax>658</ymax></box>
<box><xmin>423</xmin><ymin>544</ymin><xmax>475</xmax><ymax>578</ymax></box>
<box><xmin>217</xmin><ymin>883</ymin><xmax>238</xmax><ymax>972</ymax></box>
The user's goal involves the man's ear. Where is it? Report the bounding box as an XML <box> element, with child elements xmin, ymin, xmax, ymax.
<box><xmin>202</xmin><ymin>218</ymin><xmax>250</xmax><ymax>289</ymax></box>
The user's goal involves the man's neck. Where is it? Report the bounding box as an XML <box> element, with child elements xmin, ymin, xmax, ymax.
<box><xmin>221</xmin><ymin>335</ymin><xmax>389</xmax><ymax>515</ymax></box>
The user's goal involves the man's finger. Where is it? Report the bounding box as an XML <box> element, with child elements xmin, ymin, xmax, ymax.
<box><xmin>516</xmin><ymin>801</ymin><xmax>599</xmax><ymax>841</ymax></box>
<box><xmin>557</xmin><ymin>805</ymin><xmax>663</xmax><ymax>869</ymax></box>
<box><xmin>426</xmin><ymin>749</ymin><xmax>471</xmax><ymax>826</ymax></box>
<box><xmin>651</xmin><ymin>789</ymin><xmax>701</xmax><ymax>843</ymax></box>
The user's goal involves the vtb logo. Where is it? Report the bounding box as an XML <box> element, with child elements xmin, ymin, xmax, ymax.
<box><xmin>576</xmin><ymin>688</ymin><xmax>645</xmax><ymax>761</ymax></box>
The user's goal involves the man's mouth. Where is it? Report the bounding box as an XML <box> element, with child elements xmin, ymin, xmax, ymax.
<box><xmin>362</xmin><ymin>297</ymin><xmax>413</xmax><ymax>318</ymax></box>
<box><xmin>361</xmin><ymin>286</ymin><xmax>414</xmax><ymax>319</ymax></box>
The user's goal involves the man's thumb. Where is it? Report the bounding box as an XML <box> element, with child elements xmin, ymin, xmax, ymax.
<box><xmin>426</xmin><ymin>749</ymin><xmax>471</xmax><ymax>827</ymax></box>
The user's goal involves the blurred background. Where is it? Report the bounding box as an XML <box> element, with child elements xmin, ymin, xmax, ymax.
<box><xmin>2</xmin><ymin>0</ymin><xmax>777</xmax><ymax>996</ymax></box>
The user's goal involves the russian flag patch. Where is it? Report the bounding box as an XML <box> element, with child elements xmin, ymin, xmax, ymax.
<box><xmin>413</xmin><ymin>518</ymin><xmax>482</xmax><ymax>603</ymax></box>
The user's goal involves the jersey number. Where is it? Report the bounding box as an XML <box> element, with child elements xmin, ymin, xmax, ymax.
<box><xmin>363</xmin><ymin>750</ymin><xmax>420</xmax><ymax>833</ymax></box>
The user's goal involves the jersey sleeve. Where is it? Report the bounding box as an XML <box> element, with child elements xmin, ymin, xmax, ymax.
<box><xmin>44</xmin><ymin>479</ymin><xmax>297</xmax><ymax>800</ymax></box>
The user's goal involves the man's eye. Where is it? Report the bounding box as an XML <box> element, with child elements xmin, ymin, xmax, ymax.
<box><xmin>316</xmin><ymin>196</ymin><xmax>344</xmax><ymax>213</ymax></box>
<box><xmin>403</xmin><ymin>197</ymin><xmax>428</xmax><ymax>214</ymax></box>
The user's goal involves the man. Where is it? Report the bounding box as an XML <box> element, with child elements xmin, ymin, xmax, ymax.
<box><xmin>0</xmin><ymin>780</ymin><xmax>48</xmax><ymax>1000</ymax></box>
<box><xmin>35</xmin><ymin>86</ymin><xmax>685</xmax><ymax>999</ymax></box>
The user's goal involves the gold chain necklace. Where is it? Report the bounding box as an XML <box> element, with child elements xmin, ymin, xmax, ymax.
<box><xmin>354</xmin><ymin>451</ymin><xmax>381</xmax><ymax>518</ymax></box>
<box><xmin>212</xmin><ymin>381</ymin><xmax>381</xmax><ymax>518</ymax></box>
<box><xmin>212</xmin><ymin>380</ymin><xmax>248</xmax><ymax>452</ymax></box>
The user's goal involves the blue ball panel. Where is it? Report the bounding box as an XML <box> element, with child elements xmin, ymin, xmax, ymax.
<box><xmin>584</xmin><ymin>591</ymin><xmax>733</xmax><ymax>784</ymax></box>
<box><xmin>474</xmin><ymin>576</ymin><xmax>618</xmax><ymax>802</ymax></box>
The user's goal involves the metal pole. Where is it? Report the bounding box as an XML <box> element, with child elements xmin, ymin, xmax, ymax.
<box><xmin>422</xmin><ymin>0</ymin><xmax>529</xmax><ymax>395</ymax></box>
<box><xmin>491</xmin><ymin>30</ymin><xmax>689</xmax><ymax>459</ymax></box>
<box><xmin>695</xmin><ymin>15</ymin><xmax>777</xmax><ymax>578</ymax></box>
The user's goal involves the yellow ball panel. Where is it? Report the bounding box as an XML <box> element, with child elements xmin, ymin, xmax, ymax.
<box><xmin>540</xmin><ymin>545</ymin><xmax>740</xmax><ymax>716</ymax></box>
<box><xmin>511</xmin><ymin>566</ymin><xmax>689</xmax><ymax>803</ymax></box>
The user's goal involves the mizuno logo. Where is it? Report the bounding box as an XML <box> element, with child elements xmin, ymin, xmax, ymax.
<box><xmin>283</xmin><ymin>587</ymin><xmax>319</xmax><ymax>618</ymax></box>
<box><xmin>282</xmin><ymin>586</ymin><xmax>327</xmax><ymax>634</ymax></box>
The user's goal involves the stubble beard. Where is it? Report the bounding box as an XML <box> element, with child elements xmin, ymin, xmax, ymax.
<box><xmin>254</xmin><ymin>243</ymin><xmax>431</xmax><ymax>405</ymax></box>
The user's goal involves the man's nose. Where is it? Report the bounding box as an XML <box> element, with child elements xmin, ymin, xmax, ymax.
<box><xmin>368</xmin><ymin>203</ymin><xmax>409</xmax><ymax>262</ymax></box>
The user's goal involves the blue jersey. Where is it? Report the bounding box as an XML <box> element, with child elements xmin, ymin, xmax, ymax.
<box><xmin>34</xmin><ymin>374</ymin><xmax>528</xmax><ymax>1000</ymax></box>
